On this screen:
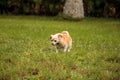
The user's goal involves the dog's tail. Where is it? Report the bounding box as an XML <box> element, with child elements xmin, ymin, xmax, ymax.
<box><xmin>61</xmin><ymin>31</ymin><xmax>69</xmax><ymax>35</ymax></box>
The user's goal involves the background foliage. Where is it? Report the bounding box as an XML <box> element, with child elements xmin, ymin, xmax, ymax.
<box><xmin>0</xmin><ymin>0</ymin><xmax>120</xmax><ymax>17</ymax></box>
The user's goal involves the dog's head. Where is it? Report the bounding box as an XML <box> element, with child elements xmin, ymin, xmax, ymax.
<box><xmin>50</xmin><ymin>34</ymin><xmax>62</xmax><ymax>46</ymax></box>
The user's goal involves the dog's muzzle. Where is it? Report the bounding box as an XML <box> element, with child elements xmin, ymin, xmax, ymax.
<box><xmin>56</xmin><ymin>43</ymin><xmax>59</xmax><ymax>45</ymax></box>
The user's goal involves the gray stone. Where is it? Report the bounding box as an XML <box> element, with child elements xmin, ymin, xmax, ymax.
<box><xmin>63</xmin><ymin>0</ymin><xmax>84</xmax><ymax>19</ymax></box>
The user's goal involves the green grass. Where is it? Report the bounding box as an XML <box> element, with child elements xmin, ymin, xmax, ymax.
<box><xmin>0</xmin><ymin>16</ymin><xmax>120</xmax><ymax>80</ymax></box>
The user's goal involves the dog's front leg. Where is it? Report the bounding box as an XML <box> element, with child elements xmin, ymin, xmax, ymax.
<box><xmin>64</xmin><ymin>46</ymin><xmax>68</xmax><ymax>52</ymax></box>
<box><xmin>55</xmin><ymin>47</ymin><xmax>58</xmax><ymax>53</ymax></box>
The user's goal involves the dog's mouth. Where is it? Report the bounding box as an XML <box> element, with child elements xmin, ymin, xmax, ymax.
<box><xmin>51</xmin><ymin>43</ymin><xmax>59</xmax><ymax>46</ymax></box>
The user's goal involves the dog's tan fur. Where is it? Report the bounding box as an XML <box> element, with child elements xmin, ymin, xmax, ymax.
<box><xmin>50</xmin><ymin>31</ymin><xmax>72</xmax><ymax>53</ymax></box>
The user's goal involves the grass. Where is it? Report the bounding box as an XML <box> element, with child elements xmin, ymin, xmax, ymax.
<box><xmin>0</xmin><ymin>16</ymin><xmax>120</xmax><ymax>80</ymax></box>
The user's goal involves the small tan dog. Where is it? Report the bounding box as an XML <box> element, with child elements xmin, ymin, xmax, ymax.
<box><xmin>50</xmin><ymin>31</ymin><xmax>72</xmax><ymax>53</ymax></box>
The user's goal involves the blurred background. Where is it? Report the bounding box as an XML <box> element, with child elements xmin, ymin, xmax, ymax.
<box><xmin>0</xmin><ymin>0</ymin><xmax>120</xmax><ymax>18</ymax></box>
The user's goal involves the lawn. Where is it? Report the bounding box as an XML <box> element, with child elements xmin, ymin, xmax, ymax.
<box><xmin>0</xmin><ymin>16</ymin><xmax>120</xmax><ymax>80</ymax></box>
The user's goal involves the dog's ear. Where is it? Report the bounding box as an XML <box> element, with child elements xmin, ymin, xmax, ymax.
<box><xmin>58</xmin><ymin>34</ymin><xmax>63</xmax><ymax>38</ymax></box>
<box><xmin>50</xmin><ymin>35</ymin><xmax>53</xmax><ymax>39</ymax></box>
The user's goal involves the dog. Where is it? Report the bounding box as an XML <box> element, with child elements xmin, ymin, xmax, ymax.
<box><xmin>50</xmin><ymin>31</ymin><xmax>72</xmax><ymax>53</ymax></box>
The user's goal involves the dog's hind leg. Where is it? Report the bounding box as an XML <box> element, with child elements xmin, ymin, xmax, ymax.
<box><xmin>67</xmin><ymin>44</ymin><xmax>72</xmax><ymax>52</ymax></box>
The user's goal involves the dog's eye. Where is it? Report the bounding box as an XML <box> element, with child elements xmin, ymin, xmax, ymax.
<box><xmin>51</xmin><ymin>39</ymin><xmax>54</xmax><ymax>41</ymax></box>
<box><xmin>54</xmin><ymin>40</ymin><xmax>57</xmax><ymax>42</ymax></box>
